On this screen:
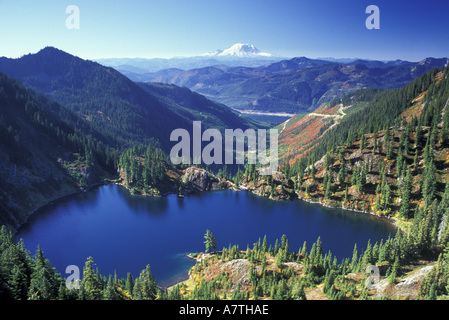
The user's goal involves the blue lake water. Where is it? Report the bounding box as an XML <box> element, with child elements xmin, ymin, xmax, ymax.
<box><xmin>15</xmin><ymin>184</ymin><xmax>396</xmax><ymax>288</ymax></box>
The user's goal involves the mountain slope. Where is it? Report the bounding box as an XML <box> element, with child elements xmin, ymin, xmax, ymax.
<box><xmin>276</xmin><ymin>88</ymin><xmax>381</xmax><ymax>166</ymax></box>
<box><xmin>270</xmin><ymin>66</ymin><xmax>449</xmax><ymax>213</ymax></box>
<box><xmin>275</xmin><ymin>67</ymin><xmax>447</xmax><ymax>175</ymax></box>
<box><xmin>0</xmin><ymin>47</ymin><xmax>184</xmax><ymax>149</ymax></box>
<box><xmin>0</xmin><ymin>47</ymin><xmax>265</xmax><ymax>152</ymax></box>
<box><xmin>137</xmin><ymin>82</ymin><xmax>263</xmax><ymax>131</ymax></box>
<box><xmin>0</xmin><ymin>72</ymin><xmax>118</xmax><ymax>230</ymax></box>
<box><xmin>289</xmin><ymin>66</ymin><xmax>449</xmax><ymax>219</ymax></box>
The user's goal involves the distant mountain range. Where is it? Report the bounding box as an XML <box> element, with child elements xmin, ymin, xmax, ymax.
<box><xmin>202</xmin><ymin>43</ymin><xmax>275</xmax><ymax>58</ymax></box>
<box><xmin>137</xmin><ymin>56</ymin><xmax>449</xmax><ymax>114</ymax></box>
<box><xmin>93</xmin><ymin>44</ymin><xmax>448</xmax><ymax>115</ymax></box>
<box><xmin>95</xmin><ymin>43</ymin><xmax>285</xmax><ymax>74</ymax></box>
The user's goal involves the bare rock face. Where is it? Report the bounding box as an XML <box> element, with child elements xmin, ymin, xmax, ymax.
<box><xmin>181</xmin><ymin>167</ymin><xmax>228</xmax><ymax>192</ymax></box>
<box><xmin>220</xmin><ymin>259</ymin><xmax>252</xmax><ymax>290</ymax></box>
<box><xmin>395</xmin><ymin>266</ymin><xmax>434</xmax><ymax>291</ymax></box>
<box><xmin>271</xmin><ymin>171</ymin><xmax>287</xmax><ymax>184</ymax></box>
<box><xmin>372</xmin><ymin>265</ymin><xmax>435</xmax><ymax>299</ymax></box>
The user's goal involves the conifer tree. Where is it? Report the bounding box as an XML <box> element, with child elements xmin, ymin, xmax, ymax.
<box><xmin>396</xmin><ymin>147</ymin><xmax>404</xmax><ymax>178</ymax></box>
<box><xmin>323</xmin><ymin>269</ymin><xmax>335</xmax><ymax>295</ymax></box>
<box><xmin>375</xmin><ymin>194</ymin><xmax>382</xmax><ymax>213</ymax></box>
<box><xmin>300</xmin><ymin>241</ymin><xmax>308</xmax><ymax>258</ymax></box>
<box><xmin>386</xmin><ymin>139</ymin><xmax>393</xmax><ymax>160</ymax></box>
<box><xmin>382</xmin><ymin>183</ymin><xmax>391</xmax><ymax>210</ymax></box>
<box><xmin>204</xmin><ymin>230</ymin><xmax>217</xmax><ymax>254</ymax></box>
<box><xmin>362</xmin><ymin>240</ymin><xmax>374</xmax><ymax>268</ymax></box>
<box><xmin>351</xmin><ymin>244</ymin><xmax>359</xmax><ymax>272</ymax></box>
<box><xmin>125</xmin><ymin>272</ymin><xmax>134</xmax><ymax>298</ymax></box>
<box><xmin>10</xmin><ymin>265</ymin><xmax>28</xmax><ymax>300</ymax></box>
<box><xmin>82</xmin><ymin>257</ymin><xmax>102</xmax><ymax>300</ymax></box>
<box><xmin>372</xmin><ymin>136</ymin><xmax>377</xmax><ymax>155</ymax></box>
<box><xmin>344</xmin><ymin>185</ymin><xmax>349</xmax><ymax>204</ymax></box>
<box><xmin>104</xmin><ymin>275</ymin><xmax>119</xmax><ymax>300</ymax></box>
<box><xmin>399</xmin><ymin>168</ymin><xmax>412</xmax><ymax>219</ymax></box>
<box><xmin>132</xmin><ymin>279</ymin><xmax>143</xmax><ymax>300</ymax></box>
<box><xmin>136</xmin><ymin>265</ymin><xmax>158</xmax><ymax>300</ymax></box>
<box><xmin>377</xmin><ymin>239</ymin><xmax>387</xmax><ymax>264</ymax></box>
<box><xmin>262</xmin><ymin>235</ymin><xmax>268</xmax><ymax>253</ymax></box>
<box><xmin>422</xmin><ymin>160</ymin><xmax>437</xmax><ymax>203</ymax></box>
<box><xmin>356</xmin><ymin>165</ymin><xmax>367</xmax><ymax>193</ymax></box>
<box><xmin>360</xmin><ymin>133</ymin><xmax>366</xmax><ymax>152</ymax></box>
<box><xmin>324</xmin><ymin>172</ymin><xmax>332</xmax><ymax>199</ymax></box>
<box><xmin>389</xmin><ymin>256</ymin><xmax>399</xmax><ymax>284</ymax></box>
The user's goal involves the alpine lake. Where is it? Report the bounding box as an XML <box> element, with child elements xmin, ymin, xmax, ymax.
<box><xmin>15</xmin><ymin>184</ymin><xmax>396</xmax><ymax>288</ymax></box>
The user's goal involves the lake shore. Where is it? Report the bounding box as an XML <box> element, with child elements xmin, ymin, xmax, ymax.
<box><xmin>295</xmin><ymin>195</ymin><xmax>404</xmax><ymax>232</ymax></box>
<box><xmin>230</xmin><ymin>178</ymin><xmax>404</xmax><ymax>233</ymax></box>
<box><xmin>13</xmin><ymin>181</ymin><xmax>111</xmax><ymax>235</ymax></box>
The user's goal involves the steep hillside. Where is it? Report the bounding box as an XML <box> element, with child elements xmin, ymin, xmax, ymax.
<box><xmin>170</xmin><ymin>238</ymin><xmax>446</xmax><ymax>301</ymax></box>
<box><xmin>0</xmin><ymin>47</ymin><xmax>265</xmax><ymax>153</ymax></box>
<box><xmin>277</xmin><ymin>88</ymin><xmax>381</xmax><ymax>166</ymax></box>
<box><xmin>0</xmin><ymin>72</ymin><xmax>117</xmax><ymax>231</ymax></box>
<box><xmin>278</xmin><ymin>66</ymin><xmax>448</xmax><ymax>171</ymax></box>
<box><xmin>137</xmin><ymin>82</ymin><xmax>263</xmax><ymax>132</ymax></box>
<box><xmin>244</xmin><ymin>66</ymin><xmax>449</xmax><ymax>224</ymax></box>
<box><xmin>276</xmin><ymin>101</ymin><xmax>347</xmax><ymax>164</ymax></box>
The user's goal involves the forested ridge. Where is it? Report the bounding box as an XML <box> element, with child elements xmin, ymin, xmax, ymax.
<box><xmin>283</xmin><ymin>65</ymin><xmax>449</xmax><ymax>173</ymax></box>
<box><xmin>0</xmin><ymin>71</ymin><xmax>120</xmax><ymax>229</ymax></box>
<box><xmin>0</xmin><ymin>47</ymin><xmax>264</xmax><ymax>152</ymax></box>
<box><xmin>281</xmin><ymin>66</ymin><xmax>449</xmax><ymax>218</ymax></box>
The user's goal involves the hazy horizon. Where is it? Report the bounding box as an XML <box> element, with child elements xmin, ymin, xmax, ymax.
<box><xmin>1</xmin><ymin>0</ymin><xmax>448</xmax><ymax>62</ymax></box>
<box><xmin>3</xmin><ymin>44</ymin><xmax>447</xmax><ymax>65</ymax></box>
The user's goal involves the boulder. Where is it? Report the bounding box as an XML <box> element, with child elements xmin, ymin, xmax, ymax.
<box><xmin>182</xmin><ymin>167</ymin><xmax>227</xmax><ymax>192</ymax></box>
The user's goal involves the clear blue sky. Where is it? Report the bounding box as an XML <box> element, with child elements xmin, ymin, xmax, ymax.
<box><xmin>0</xmin><ymin>0</ymin><xmax>448</xmax><ymax>61</ymax></box>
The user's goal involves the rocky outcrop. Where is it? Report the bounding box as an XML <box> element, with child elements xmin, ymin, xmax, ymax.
<box><xmin>192</xmin><ymin>255</ymin><xmax>252</xmax><ymax>291</ymax></box>
<box><xmin>220</xmin><ymin>259</ymin><xmax>252</xmax><ymax>290</ymax></box>
<box><xmin>242</xmin><ymin>170</ymin><xmax>296</xmax><ymax>200</ymax></box>
<box><xmin>372</xmin><ymin>265</ymin><xmax>435</xmax><ymax>299</ymax></box>
<box><xmin>181</xmin><ymin>167</ymin><xmax>229</xmax><ymax>192</ymax></box>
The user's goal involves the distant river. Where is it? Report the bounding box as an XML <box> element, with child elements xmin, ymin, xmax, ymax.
<box><xmin>15</xmin><ymin>184</ymin><xmax>396</xmax><ymax>288</ymax></box>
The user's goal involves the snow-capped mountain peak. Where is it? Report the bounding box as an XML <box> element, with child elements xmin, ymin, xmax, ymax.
<box><xmin>203</xmin><ymin>43</ymin><xmax>274</xmax><ymax>58</ymax></box>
